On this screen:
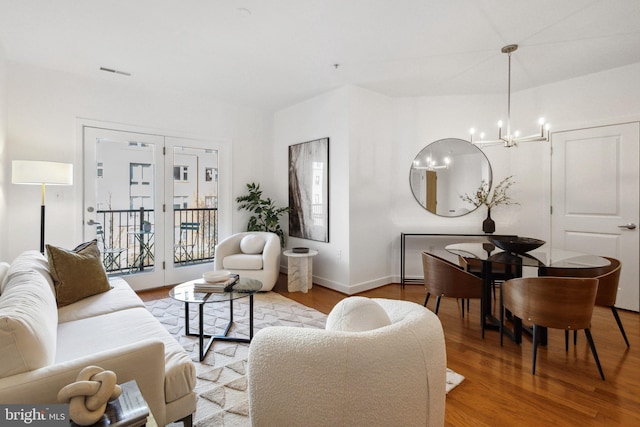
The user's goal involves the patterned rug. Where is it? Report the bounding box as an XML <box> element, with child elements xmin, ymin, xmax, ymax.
<box><xmin>145</xmin><ymin>292</ymin><xmax>464</xmax><ymax>426</ymax></box>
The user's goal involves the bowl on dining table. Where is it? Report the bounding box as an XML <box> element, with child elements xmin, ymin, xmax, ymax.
<box><xmin>488</xmin><ymin>236</ymin><xmax>545</xmax><ymax>255</ymax></box>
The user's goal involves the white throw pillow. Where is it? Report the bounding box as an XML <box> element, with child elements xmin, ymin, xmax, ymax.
<box><xmin>240</xmin><ymin>234</ymin><xmax>266</xmax><ymax>254</ymax></box>
<box><xmin>326</xmin><ymin>296</ymin><xmax>392</xmax><ymax>332</ymax></box>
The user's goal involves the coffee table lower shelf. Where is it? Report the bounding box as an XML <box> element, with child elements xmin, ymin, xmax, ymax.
<box><xmin>183</xmin><ymin>295</ymin><xmax>254</xmax><ymax>362</ymax></box>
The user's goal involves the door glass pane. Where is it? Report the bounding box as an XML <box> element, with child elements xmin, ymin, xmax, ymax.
<box><xmin>173</xmin><ymin>146</ymin><xmax>218</xmax><ymax>266</ymax></box>
<box><xmin>96</xmin><ymin>138</ymin><xmax>156</xmax><ymax>274</ymax></box>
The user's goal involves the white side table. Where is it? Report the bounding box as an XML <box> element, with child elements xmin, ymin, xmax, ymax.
<box><xmin>283</xmin><ymin>249</ymin><xmax>319</xmax><ymax>293</ymax></box>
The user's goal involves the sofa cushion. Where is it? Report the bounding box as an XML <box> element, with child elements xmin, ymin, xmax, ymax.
<box><xmin>222</xmin><ymin>254</ymin><xmax>263</xmax><ymax>270</ymax></box>
<box><xmin>326</xmin><ymin>296</ymin><xmax>392</xmax><ymax>332</ymax></box>
<box><xmin>1</xmin><ymin>251</ymin><xmax>55</xmax><ymax>295</ymax></box>
<box><xmin>0</xmin><ymin>252</ymin><xmax>58</xmax><ymax>378</ymax></box>
<box><xmin>240</xmin><ymin>234</ymin><xmax>266</xmax><ymax>254</ymax></box>
<box><xmin>46</xmin><ymin>240</ymin><xmax>111</xmax><ymax>307</ymax></box>
<box><xmin>56</xmin><ymin>307</ymin><xmax>196</xmax><ymax>404</ymax></box>
<box><xmin>0</xmin><ymin>262</ymin><xmax>10</xmax><ymax>294</ymax></box>
<box><xmin>58</xmin><ymin>277</ymin><xmax>145</xmax><ymax>323</ymax></box>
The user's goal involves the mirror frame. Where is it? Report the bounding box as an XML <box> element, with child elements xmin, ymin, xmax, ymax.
<box><xmin>409</xmin><ymin>138</ymin><xmax>492</xmax><ymax>217</ymax></box>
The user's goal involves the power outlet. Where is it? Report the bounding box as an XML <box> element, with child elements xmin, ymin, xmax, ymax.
<box><xmin>337</xmin><ymin>250</ymin><xmax>342</xmax><ymax>259</ymax></box>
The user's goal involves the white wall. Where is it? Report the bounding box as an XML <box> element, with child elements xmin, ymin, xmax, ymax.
<box><xmin>3</xmin><ymin>62</ymin><xmax>271</xmax><ymax>260</ymax></box>
<box><xmin>273</xmin><ymin>87</ymin><xmax>351</xmax><ymax>292</ymax></box>
<box><xmin>394</xmin><ymin>63</ymin><xmax>640</xmax><ymax>281</ymax></box>
<box><xmin>347</xmin><ymin>87</ymin><xmax>394</xmax><ymax>292</ymax></box>
<box><xmin>0</xmin><ymin>46</ymin><xmax>7</xmax><ymax>261</ymax></box>
<box><xmin>4</xmin><ymin>58</ymin><xmax>639</xmax><ymax>292</ymax></box>
<box><xmin>275</xmin><ymin>62</ymin><xmax>640</xmax><ymax>293</ymax></box>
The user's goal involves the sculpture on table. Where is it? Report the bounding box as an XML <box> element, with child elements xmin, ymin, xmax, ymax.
<box><xmin>57</xmin><ymin>365</ymin><xmax>122</xmax><ymax>426</ymax></box>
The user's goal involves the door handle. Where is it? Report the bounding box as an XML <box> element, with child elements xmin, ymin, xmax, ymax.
<box><xmin>618</xmin><ymin>223</ymin><xmax>637</xmax><ymax>230</ymax></box>
<box><xmin>87</xmin><ymin>219</ymin><xmax>98</xmax><ymax>226</ymax></box>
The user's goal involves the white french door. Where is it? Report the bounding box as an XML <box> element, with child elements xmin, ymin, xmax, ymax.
<box><xmin>164</xmin><ymin>137</ymin><xmax>221</xmax><ymax>285</ymax></box>
<box><xmin>551</xmin><ymin>122</ymin><xmax>639</xmax><ymax>312</ymax></box>
<box><xmin>83</xmin><ymin>125</ymin><xmax>222</xmax><ymax>290</ymax></box>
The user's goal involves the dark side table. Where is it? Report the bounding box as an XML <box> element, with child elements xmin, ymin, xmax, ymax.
<box><xmin>70</xmin><ymin>380</ymin><xmax>150</xmax><ymax>427</ymax></box>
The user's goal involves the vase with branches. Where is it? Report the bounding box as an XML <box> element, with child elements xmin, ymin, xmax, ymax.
<box><xmin>460</xmin><ymin>176</ymin><xmax>518</xmax><ymax>233</ymax></box>
<box><xmin>236</xmin><ymin>182</ymin><xmax>289</xmax><ymax>247</ymax></box>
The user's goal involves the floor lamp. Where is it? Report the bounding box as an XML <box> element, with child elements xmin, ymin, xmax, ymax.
<box><xmin>12</xmin><ymin>160</ymin><xmax>74</xmax><ymax>254</ymax></box>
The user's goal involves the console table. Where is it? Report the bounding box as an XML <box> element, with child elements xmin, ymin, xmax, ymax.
<box><xmin>400</xmin><ymin>232</ymin><xmax>517</xmax><ymax>288</ymax></box>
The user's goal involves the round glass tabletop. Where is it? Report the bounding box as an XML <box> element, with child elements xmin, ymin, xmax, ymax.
<box><xmin>445</xmin><ymin>243</ymin><xmax>610</xmax><ymax>269</ymax></box>
<box><xmin>169</xmin><ymin>277</ymin><xmax>262</xmax><ymax>304</ymax></box>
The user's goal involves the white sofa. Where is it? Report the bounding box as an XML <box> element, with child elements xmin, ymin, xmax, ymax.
<box><xmin>0</xmin><ymin>251</ymin><xmax>196</xmax><ymax>426</ymax></box>
<box><xmin>248</xmin><ymin>297</ymin><xmax>447</xmax><ymax>426</ymax></box>
<box><xmin>214</xmin><ymin>232</ymin><xmax>281</xmax><ymax>291</ymax></box>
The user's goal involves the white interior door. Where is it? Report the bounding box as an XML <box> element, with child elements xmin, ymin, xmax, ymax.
<box><xmin>551</xmin><ymin>122</ymin><xmax>639</xmax><ymax>312</ymax></box>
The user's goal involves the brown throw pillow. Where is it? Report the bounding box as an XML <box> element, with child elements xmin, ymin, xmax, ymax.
<box><xmin>46</xmin><ymin>240</ymin><xmax>111</xmax><ymax>307</ymax></box>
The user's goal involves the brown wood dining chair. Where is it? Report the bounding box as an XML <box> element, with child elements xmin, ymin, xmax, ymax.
<box><xmin>422</xmin><ymin>252</ymin><xmax>484</xmax><ymax>334</ymax></box>
<box><xmin>539</xmin><ymin>257</ymin><xmax>628</xmax><ymax>347</ymax></box>
<box><xmin>501</xmin><ymin>277</ymin><xmax>605</xmax><ymax>380</ymax></box>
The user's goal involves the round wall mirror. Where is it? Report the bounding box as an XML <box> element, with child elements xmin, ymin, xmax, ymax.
<box><xmin>409</xmin><ymin>138</ymin><xmax>492</xmax><ymax>217</ymax></box>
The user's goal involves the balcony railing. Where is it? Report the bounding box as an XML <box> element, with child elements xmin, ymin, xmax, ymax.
<box><xmin>95</xmin><ymin>207</ymin><xmax>218</xmax><ymax>274</ymax></box>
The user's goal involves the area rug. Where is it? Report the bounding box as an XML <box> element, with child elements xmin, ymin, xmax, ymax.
<box><xmin>145</xmin><ymin>292</ymin><xmax>464</xmax><ymax>426</ymax></box>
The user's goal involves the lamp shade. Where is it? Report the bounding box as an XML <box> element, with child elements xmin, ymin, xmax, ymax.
<box><xmin>12</xmin><ymin>160</ymin><xmax>73</xmax><ymax>185</ymax></box>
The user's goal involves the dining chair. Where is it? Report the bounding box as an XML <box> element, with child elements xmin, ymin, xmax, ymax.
<box><xmin>500</xmin><ymin>277</ymin><xmax>605</xmax><ymax>380</ymax></box>
<box><xmin>422</xmin><ymin>252</ymin><xmax>484</xmax><ymax>334</ymax></box>
<box><xmin>539</xmin><ymin>257</ymin><xmax>628</xmax><ymax>347</ymax></box>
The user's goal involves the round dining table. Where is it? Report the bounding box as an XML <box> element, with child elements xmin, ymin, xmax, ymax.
<box><xmin>445</xmin><ymin>242</ymin><xmax>609</xmax><ymax>270</ymax></box>
<box><xmin>445</xmin><ymin>242</ymin><xmax>610</xmax><ymax>342</ymax></box>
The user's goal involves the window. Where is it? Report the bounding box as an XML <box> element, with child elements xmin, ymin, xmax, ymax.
<box><xmin>130</xmin><ymin>163</ymin><xmax>152</xmax><ymax>185</ymax></box>
<box><xmin>205</xmin><ymin>167</ymin><xmax>216</xmax><ymax>182</ymax></box>
<box><xmin>173</xmin><ymin>165</ymin><xmax>188</xmax><ymax>182</ymax></box>
<box><xmin>205</xmin><ymin>196</ymin><xmax>217</xmax><ymax>208</ymax></box>
<box><xmin>128</xmin><ymin>141</ymin><xmax>149</xmax><ymax>148</ymax></box>
<box><xmin>173</xmin><ymin>196</ymin><xmax>188</xmax><ymax>209</ymax></box>
<box><xmin>130</xmin><ymin>196</ymin><xmax>152</xmax><ymax>211</ymax></box>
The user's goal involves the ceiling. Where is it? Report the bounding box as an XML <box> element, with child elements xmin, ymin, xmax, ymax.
<box><xmin>1</xmin><ymin>0</ymin><xmax>639</xmax><ymax>112</ymax></box>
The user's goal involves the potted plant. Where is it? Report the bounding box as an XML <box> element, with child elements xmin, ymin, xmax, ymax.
<box><xmin>236</xmin><ymin>182</ymin><xmax>290</xmax><ymax>247</ymax></box>
<box><xmin>460</xmin><ymin>176</ymin><xmax>518</xmax><ymax>233</ymax></box>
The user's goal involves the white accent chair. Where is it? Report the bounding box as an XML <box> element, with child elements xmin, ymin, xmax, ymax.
<box><xmin>214</xmin><ymin>232</ymin><xmax>281</xmax><ymax>291</ymax></box>
<box><xmin>248</xmin><ymin>297</ymin><xmax>447</xmax><ymax>426</ymax></box>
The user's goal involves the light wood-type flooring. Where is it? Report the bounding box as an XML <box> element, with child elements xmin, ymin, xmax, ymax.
<box><xmin>139</xmin><ymin>274</ymin><xmax>640</xmax><ymax>426</ymax></box>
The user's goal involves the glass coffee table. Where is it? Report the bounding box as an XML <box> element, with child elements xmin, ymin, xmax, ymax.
<box><xmin>169</xmin><ymin>277</ymin><xmax>262</xmax><ymax>361</ymax></box>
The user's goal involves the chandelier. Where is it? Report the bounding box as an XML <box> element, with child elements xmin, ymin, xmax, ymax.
<box><xmin>470</xmin><ymin>44</ymin><xmax>550</xmax><ymax>148</ymax></box>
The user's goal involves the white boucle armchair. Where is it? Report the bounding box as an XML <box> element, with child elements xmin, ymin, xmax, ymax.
<box><xmin>214</xmin><ymin>232</ymin><xmax>281</xmax><ymax>291</ymax></box>
<box><xmin>247</xmin><ymin>297</ymin><xmax>447</xmax><ymax>426</ymax></box>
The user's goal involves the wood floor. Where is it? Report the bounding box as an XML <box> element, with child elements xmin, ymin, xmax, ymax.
<box><xmin>139</xmin><ymin>275</ymin><xmax>640</xmax><ymax>426</ymax></box>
